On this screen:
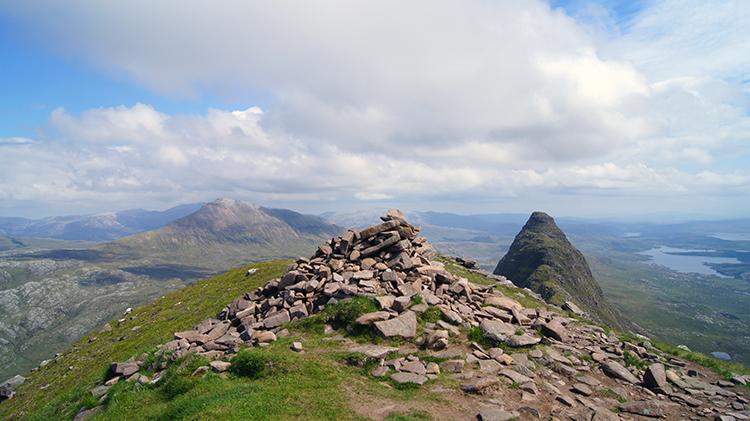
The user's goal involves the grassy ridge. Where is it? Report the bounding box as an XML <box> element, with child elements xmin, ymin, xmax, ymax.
<box><xmin>0</xmin><ymin>259</ymin><xmax>292</xmax><ymax>420</ymax></box>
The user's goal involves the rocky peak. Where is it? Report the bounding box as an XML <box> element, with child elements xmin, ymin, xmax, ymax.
<box><xmin>493</xmin><ymin>212</ymin><xmax>631</xmax><ymax>332</ymax></box>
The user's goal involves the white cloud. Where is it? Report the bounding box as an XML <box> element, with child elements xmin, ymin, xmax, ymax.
<box><xmin>355</xmin><ymin>192</ymin><xmax>395</xmax><ymax>201</ymax></box>
<box><xmin>0</xmin><ymin>1</ymin><xmax>748</xmax><ymax>217</ymax></box>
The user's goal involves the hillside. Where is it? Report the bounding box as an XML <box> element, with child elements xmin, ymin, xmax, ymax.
<box><xmin>494</xmin><ymin>212</ymin><xmax>632</xmax><ymax>332</ymax></box>
<box><xmin>0</xmin><ymin>199</ymin><xmax>343</xmax><ymax>383</ymax></box>
<box><xmin>1</xmin><ymin>211</ymin><xmax>748</xmax><ymax>421</ymax></box>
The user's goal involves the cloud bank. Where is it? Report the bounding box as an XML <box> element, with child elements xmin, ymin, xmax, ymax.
<box><xmin>0</xmin><ymin>0</ymin><xmax>748</xmax><ymax>217</ymax></box>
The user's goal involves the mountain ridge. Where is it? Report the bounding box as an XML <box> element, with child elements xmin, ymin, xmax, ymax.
<box><xmin>494</xmin><ymin>211</ymin><xmax>633</xmax><ymax>333</ymax></box>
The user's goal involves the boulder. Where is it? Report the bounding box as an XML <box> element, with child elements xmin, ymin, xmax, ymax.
<box><xmin>374</xmin><ymin>310</ymin><xmax>417</xmax><ymax>338</ymax></box>
<box><xmin>601</xmin><ymin>361</ymin><xmax>640</xmax><ymax>384</ymax></box>
<box><xmin>479</xmin><ymin>319</ymin><xmax>516</xmax><ymax>342</ymax></box>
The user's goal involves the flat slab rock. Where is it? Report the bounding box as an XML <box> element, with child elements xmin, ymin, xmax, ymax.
<box><xmin>461</xmin><ymin>376</ymin><xmax>500</xmax><ymax>392</ymax></box>
<box><xmin>478</xmin><ymin>408</ymin><xmax>517</xmax><ymax>421</ymax></box>
<box><xmin>390</xmin><ymin>372</ymin><xmax>428</xmax><ymax>385</ymax></box>
<box><xmin>374</xmin><ymin>310</ymin><xmax>417</xmax><ymax>338</ymax></box>
<box><xmin>348</xmin><ymin>345</ymin><xmax>399</xmax><ymax>359</ymax></box>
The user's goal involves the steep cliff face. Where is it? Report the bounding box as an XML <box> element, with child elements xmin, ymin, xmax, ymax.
<box><xmin>494</xmin><ymin>211</ymin><xmax>631</xmax><ymax>331</ymax></box>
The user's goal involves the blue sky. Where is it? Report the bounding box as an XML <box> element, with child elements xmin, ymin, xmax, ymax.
<box><xmin>0</xmin><ymin>0</ymin><xmax>748</xmax><ymax>220</ymax></box>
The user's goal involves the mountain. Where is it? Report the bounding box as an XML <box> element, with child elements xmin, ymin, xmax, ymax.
<box><xmin>0</xmin><ymin>199</ymin><xmax>344</xmax><ymax>383</ymax></box>
<box><xmin>493</xmin><ymin>211</ymin><xmax>632</xmax><ymax>332</ymax></box>
<box><xmin>99</xmin><ymin>199</ymin><xmax>344</xmax><ymax>268</ymax></box>
<box><xmin>0</xmin><ymin>203</ymin><xmax>205</xmax><ymax>241</ymax></box>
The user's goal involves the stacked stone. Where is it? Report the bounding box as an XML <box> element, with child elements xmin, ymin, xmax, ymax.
<box><xmin>152</xmin><ymin>209</ymin><xmax>576</xmax><ymax>363</ymax></box>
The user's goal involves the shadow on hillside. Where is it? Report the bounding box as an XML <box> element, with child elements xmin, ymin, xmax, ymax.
<box><xmin>120</xmin><ymin>264</ymin><xmax>215</xmax><ymax>281</ymax></box>
<box><xmin>16</xmin><ymin>249</ymin><xmax>121</xmax><ymax>263</ymax></box>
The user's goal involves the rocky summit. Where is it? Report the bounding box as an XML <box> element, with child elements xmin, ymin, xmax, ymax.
<box><xmin>494</xmin><ymin>211</ymin><xmax>631</xmax><ymax>332</ymax></box>
<box><xmin>82</xmin><ymin>210</ymin><xmax>750</xmax><ymax>421</ymax></box>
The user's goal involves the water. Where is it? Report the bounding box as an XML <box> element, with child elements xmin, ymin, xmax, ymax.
<box><xmin>638</xmin><ymin>246</ymin><xmax>741</xmax><ymax>278</ymax></box>
<box><xmin>710</xmin><ymin>233</ymin><xmax>750</xmax><ymax>241</ymax></box>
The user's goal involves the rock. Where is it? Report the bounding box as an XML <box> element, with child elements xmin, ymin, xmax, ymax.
<box><xmin>460</xmin><ymin>376</ymin><xmax>499</xmax><ymax>392</ymax></box>
<box><xmin>209</xmin><ymin>361</ymin><xmax>231</xmax><ymax>372</ymax></box>
<box><xmin>348</xmin><ymin>345</ymin><xmax>399</xmax><ymax>359</ymax></box>
<box><xmin>425</xmin><ymin>330</ymin><xmax>450</xmax><ymax>350</ymax></box>
<box><xmin>478</xmin><ymin>408</ymin><xmax>517</xmax><ymax>421</ymax></box>
<box><xmin>440</xmin><ymin>360</ymin><xmax>466</xmax><ymax>373</ymax></box>
<box><xmin>541</xmin><ymin>319</ymin><xmax>569</xmax><ymax>342</ymax></box>
<box><xmin>374</xmin><ymin>310</ymin><xmax>417</xmax><ymax>338</ymax></box>
<box><xmin>73</xmin><ymin>405</ymin><xmax>104</xmax><ymax>421</ymax></box>
<box><xmin>263</xmin><ymin>310</ymin><xmax>291</xmax><ymax>329</ymax></box>
<box><xmin>484</xmin><ymin>295</ymin><xmax>523</xmax><ymax>312</ymax></box>
<box><xmin>601</xmin><ymin>361</ymin><xmax>640</xmax><ymax>384</ymax></box>
<box><xmin>355</xmin><ymin>311</ymin><xmax>391</xmax><ymax>325</ymax></box>
<box><xmin>255</xmin><ymin>331</ymin><xmax>277</xmax><ymax>343</ymax></box>
<box><xmin>617</xmin><ymin>401</ymin><xmax>666</xmax><ymax>418</ymax></box>
<box><xmin>371</xmin><ymin>366</ymin><xmax>389</xmax><ymax>377</ymax></box>
<box><xmin>556</xmin><ymin>395</ymin><xmax>577</xmax><ymax>407</ymax></box>
<box><xmin>375</xmin><ymin>295</ymin><xmax>396</xmax><ymax>309</ymax></box>
<box><xmin>500</xmin><ymin>369</ymin><xmax>532</xmax><ymax>385</ymax></box>
<box><xmin>291</xmin><ymin>342</ymin><xmax>303</xmax><ymax>352</ymax></box>
<box><xmin>572</xmin><ymin>383</ymin><xmax>593</xmax><ymax>396</ymax></box>
<box><xmin>478</xmin><ymin>359</ymin><xmax>502</xmax><ymax>373</ymax></box>
<box><xmin>390</xmin><ymin>372</ymin><xmax>428</xmax><ymax>385</ymax></box>
<box><xmin>392</xmin><ymin>295</ymin><xmax>412</xmax><ymax>312</ymax></box>
<box><xmin>190</xmin><ymin>366</ymin><xmax>209</xmax><ymax>379</ymax></box>
<box><xmin>479</xmin><ymin>319</ymin><xmax>516</xmax><ymax>342</ymax></box>
<box><xmin>0</xmin><ymin>375</ymin><xmax>25</xmax><ymax>402</ymax></box>
<box><xmin>563</xmin><ymin>301</ymin><xmax>584</xmax><ymax>316</ymax></box>
<box><xmin>506</xmin><ymin>335</ymin><xmax>541</xmax><ymax>347</ymax></box>
<box><xmin>111</xmin><ymin>362</ymin><xmax>140</xmax><ymax>377</ymax></box>
<box><xmin>425</xmin><ymin>362</ymin><xmax>440</xmax><ymax>375</ymax></box>
<box><xmin>89</xmin><ymin>385</ymin><xmax>110</xmax><ymax>398</ymax></box>
<box><xmin>643</xmin><ymin>363</ymin><xmax>667</xmax><ymax>390</ymax></box>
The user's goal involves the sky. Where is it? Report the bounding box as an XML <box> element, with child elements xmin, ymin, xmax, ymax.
<box><xmin>0</xmin><ymin>0</ymin><xmax>748</xmax><ymax>220</ymax></box>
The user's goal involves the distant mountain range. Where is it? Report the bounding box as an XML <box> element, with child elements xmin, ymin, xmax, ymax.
<box><xmin>0</xmin><ymin>203</ymin><xmax>205</xmax><ymax>241</ymax></box>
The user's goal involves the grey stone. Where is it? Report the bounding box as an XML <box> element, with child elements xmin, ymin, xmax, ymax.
<box><xmin>460</xmin><ymin>376</ymin><xmax>499</xmax><ymax>392</ymax></box>
<box><xmin>479</xmin><ymin>319</ymin><xmax>515</xmax><ymax>342</ymax></box>
<box><xmin>73</xmin><ymin>405</ymin><xmax>104</xmax><ymax>421</ymax></box>
<box><xmin>601</xmin><ymin>361</ymin><xmax>640</xmax><ymax>384</ymax></box>
<box><xmin>392</xmin><ymin>295</ymin><xmax>412</xmax><ymax>312</ymax></box>
<box><xmin>478</xmin><ymin>408</ymin><xmax>516</xmax><ymax>421</ymax></box>
<box><xmin>89</xmin><ymin>385</ymin><xmax>110</xmax><ymax>398</ymax></box>
<box><xmin>618</xmin><ymin>401</ymin><xmax>666</xmax><ymax>418</ymax></box>
<box><xmin>111</xmin><ymin>362</ymin><xmax>140</xmax><ymax>377</ymax></box>
<box><xmin>506</xmin><ymin>335</ymin><xmax>541</xmax><ymax>347</ymax></box>
<box><xmin>440</xmin><ymin>360</ymin><xmax>466</xmax><ymax>373</ymax></box>
<box><xmin>572</xmin><ymin>383</ymin><xmax>593</xmax><ymax>396</ymax></box>
<box><xmin>348</xmin><ymin>345</ymin><xmax>399</xmax><ymax>359</ymax></box>
<box><xmin>500</xmin><ymin>369</ymin><xmax>532</xmax><ymax>385</ymax></box>
<box><xmin>425</xmin><ymin>330</ymin><xmax>449</xmax><ymax>350</ymax></box>
<box><xmin>263</xmin><ymin>310</ymin><xmax>291</xmax><ymax>329</ymax></box>
<box><xmin>371</xmin><ymin>366</ymin><xmax>390</xmax><ymax>377</ymax></box>
<box><xmin>375</xmin><ymin>295</ymin><xmax>396</xmax><ymax>309</ymax></box>
<box><xmin>402</xmin><ymin>360</ymin><xmax>427</xmax><ymax>375</ymax></box>
<box><xmin>355</xmin><ymin>311</ymin><xmax>391</xmax><ymax>325</ymax></box>
<box><xmin>643</xmin><ymin>363</ymin><xmax>667</xmax><ymax>390</ymax></box>
<box><xmin>390</xmin><ymin>372</ymin><xmax>428</xmax><ymax>385</ymax></box>
<box><xmin>563</xmin><ymin>301</ymin><xmax>584</xmax><ymax>315</ymax></box>
<box><xmin>374</xmin><ymin>310</ymin><xmax>417</xmax><ymax>338</ymax></box>
<box><xmin>542</xmin><ymin>319</ymin><xmax>569</xmax><ymax>342</ymax></box>
<box><xmin>0</xmin><ymin>375</ymin><xmax>25</xmax><ymax>401</ymax></box>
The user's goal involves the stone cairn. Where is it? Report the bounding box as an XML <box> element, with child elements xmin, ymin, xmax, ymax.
<box><xmin>101</xmin><ymin>210</ymin><xmax>750</xmax><ymax>421</ymax></box>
